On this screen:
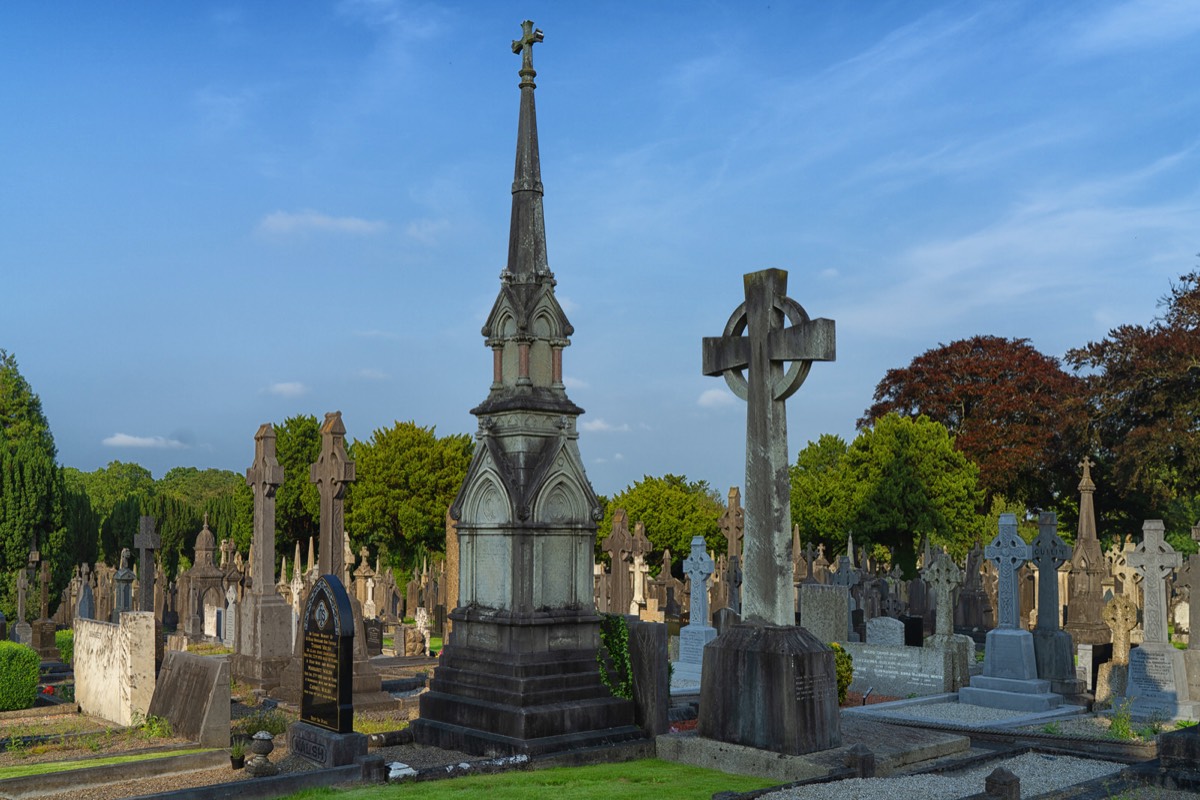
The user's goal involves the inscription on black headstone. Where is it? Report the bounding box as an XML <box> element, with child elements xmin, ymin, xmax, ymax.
<box><xmin>364</xmin><ymin>618</ymin><xmax>383</xmax><ymax>657</ymax></box>
<box><xmin>301</xmin><ymin>575</ymin><xmax>354</xmax><ymax>734</ymax></box>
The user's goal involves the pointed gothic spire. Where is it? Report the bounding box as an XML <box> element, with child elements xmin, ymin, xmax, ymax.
<box><xmin>1077</xmin><ymin>456</ymin><xmax>1098</xmax><ymax>544</ymax></box>
<box><xmin>505</xmin><ymin>20</ymin><xmax>549</xmax><ymax>284</ymax></box>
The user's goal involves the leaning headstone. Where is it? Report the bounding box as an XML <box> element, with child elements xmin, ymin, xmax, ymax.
<box><xmin>1030</xmin><ymin>512</ymin><xmax>1085</xmax><ymax>698</ymax></box>
<box><xmin>959</xmin><ymin>514</ymin><xmax>1065</xmax><ymax>711</ymax></box>
<box><xmin>672</xmin><ymin>536</ymin><xmax>716</xmax><ymax>692</ymax></box>
<box><xmin>699</xmin><ymin>268</ymin><xmax>840</xmax><ymax>756</ymax></box>
<box><xmin>287</xmin><ymin>574</ymin><xmax>367</xmax><ymax>767</ymax></box>
<box><xmin>1117</xmin><ymin>520</ymin><xmax>1198</xmax><ymax>720</ymax></box>
<box><xmin>147</xmin><ymin>650</ymin><xmax>231</xmax><ymax>747</ymax></box>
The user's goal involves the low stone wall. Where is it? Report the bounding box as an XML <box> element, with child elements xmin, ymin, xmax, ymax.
<box><xmin>841</xmin><ymin>641</ymin><xmax>955</xmax><ymax>697</ymax></box>
<box><xmin>75</xmin><ymin>612</ymin><xmax>155</xmax><ymax>725</ymax></box>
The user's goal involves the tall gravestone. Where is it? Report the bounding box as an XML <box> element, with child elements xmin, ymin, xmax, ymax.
<box><xmin>923</xmin><ymin>552</ymin><xmax>973</xmax><ymax>691</ymax></box>
<box><xmin>672</xmin><ymin>536</ymin><xmax>716</xmax><ymax>692</ymax></box>
<box><xmin>113</xmin><ymin>548</ymin><xmax>135</xmax><ymax>622</ymax></box>
<box><xmin>287</xmin><ymin>574</ymin><xmax>367</xmax><ymax>767</ymax></box>
<box><xmin>1065</xmin><ymin>458</ymin><xmax>1111</xmax><ymax>646</ymax></box>
<box><xmin>233</xmin><ymin>424</ymin><xmax>294</xmax><ymax>690</ymax></box>
<box><xmin>601</xmin><ymin>510</ymin><xmax>635</xmax><ymax>618</ymax></box>
<box><xmin>719</xmin><ymin>487</ymin><xmax>744</xmax><ymax>615</ymax></box>
<box><xmin>697</xmin><ymin>268</ymin><xmax>840</xmax><ymax>755</ymax></box>
<box><xmin>1096</xmin><ymin>594</ymin><xmax>1138</xmax><ymax>704</ymax></box>
<box><xmin>1030</xmin><ymin>512</ymin><xmax>1085</xmax><ymax>698</ymax></box>
<box><xmin>412</xmin><ymin>22</ymin><xmax>639</xmax><ymax>756</ymax></box>
<box><xmin>959</xmin><ymin>514</ymin><xmax>1064</xmax><ymax>711</ymax></box>
<box><xmin>1118</xmin><ymin>521</ymin><xmax>1198</xmax><ymax>721</ymax></box>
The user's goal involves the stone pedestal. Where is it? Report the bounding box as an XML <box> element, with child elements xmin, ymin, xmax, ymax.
<box><xmin>698</xmin><ymin>623</ymin><xmax>841</xmax><ymax>755</ymax></box>
<box><xmin>232</xmin><ymin>593</ymin><xmax>294</xmax><ymax>691</ymax></box>
<box><xmin>925</xmin><ymin>633</ymin><xmax>974</xmax><ymax>692</ymax></box>
<box><xmin>1033</xmin><ymin>629</ymin><xmax>1086</xmax><ymax>698</ymax></box>
<box><xmin>288</xmin><ymin>721</ymin><xmax>367</xmax><ymax>768</ymax></box>
<box><xmin>412</xmin><ymin>609</ymin><xmax>642</xmax><ymax>757</ymax></box>
<box><xmin>959</xmin><ymin>628</ymin><xmax>1064</xmax><ymax>712</ymax></box>
<box><xmin>671</xmin><ymin>624</ymin><xmax>716</xmax><ymax>691</ymax></box>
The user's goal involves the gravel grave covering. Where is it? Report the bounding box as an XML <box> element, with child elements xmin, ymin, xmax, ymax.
<box><xmin>869</xmin><ymin>701</ymin><xmax>1030</xmax><ymax>724</ymax></box>
<box><xmin>763</xmin><ymin>752</ymin><xmax>1124</xmax><ymax>800</ymax></box>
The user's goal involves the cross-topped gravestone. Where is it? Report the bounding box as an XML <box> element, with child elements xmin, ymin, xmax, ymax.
<box><xmin>703</xmin><ymin>270</ymin><xmax>834</xmax><ymax>626</ymax></box>
<box><xmin>1104</xmin><ymin>594</ymin><xmax>1138</xmax><ymax>665</ymax></box>
<box><xmin>247</xmin><ymin>423</ymin><xmax>285</xmax><ymax>597</ymax></box>
<box><xmin>601</xmin><ymin>509</ymin><xmax>635</xmax><ymax>617</ymax></box>
<box><xmin>1179</xmin><ymin>553</ymin><xmax>1200</xmax><ymax>652</ymax></box>
<box><xmin>923</xmin><ymin>552</ymin><xmax>962</xmax><ymax>637</ymax></box>
<box><xmin>1126</xmin><ymin>520</ymin><xmax>1180</xmax><ymax>644</ymax></box>
<box><xmin>134</xmin><ymin>516</ymin><xmax>161</xmax><ymax>612</ymax></box>
<box><xmin>985</xmin><ymin>514</ymin><xmax>1032</xmax><ymax>629</ymax></box>
<box><xmin>684</xmin><ymin>536</ymin><xmax>715</xmax><ymax>627</ymax></box>
<box><xmin>311</xmin><ymin>412</ymin><xmax>356</xmax><ymax>578</ymax></box>
<box><xmin>1031</xmin><ymin>512</ymin><xmax>1071</xmax><ymax>632</ymax></box>
<box><xmin>720</xmin><ymin>487</ymin><xmax>744</xmax><ymax>558</ymax></box>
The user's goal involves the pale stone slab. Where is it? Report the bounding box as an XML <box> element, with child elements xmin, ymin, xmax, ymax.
<box><xmin>866</xmin><ymin>616</ymin><xmax>905</xmax><ymax>646</ymax></box>
<box><xmin>75</xmin><ymin>612</ymin><xmax>155</xmax><ymax>726</ymax></box>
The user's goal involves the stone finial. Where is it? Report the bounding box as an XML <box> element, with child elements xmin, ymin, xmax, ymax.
<box><xmin>511</xmin><ymin>20</ymin><xmax>543</xmax><ymax>87</ymax></box>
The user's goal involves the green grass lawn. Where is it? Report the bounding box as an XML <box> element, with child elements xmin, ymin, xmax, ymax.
<box><xmin>277</xmin><ymin>759</ymin><xmax>777</xmax><ymax>800</ymax></box>
<box><xmin>0</xmin><ymin>748</ymin><xmax>211</xmax><ymax>781</ymax></box>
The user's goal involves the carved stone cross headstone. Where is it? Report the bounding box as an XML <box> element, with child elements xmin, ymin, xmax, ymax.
<box><xmin>1126</xmin><ymin>520</ymin><xmax>1180</xmax><ymax>645</ymax></box>
<box><xmin>1179</xmin><ymin>551</ymin><xmax>1200</xmax><ymax>652</ymax></box>
<box><xmin>683</xmin><ymin>536</ymin><xmax>715</xmax><ymax>627</ymax></box>
<box><xmin>134</xmin><ymin>516</ymin><xmax>161</xmax><ymax>613</ymax></box>
<box><xmin>601</xmin><ymin>509</ymin><xmax>634</xmax><ymax>617</ymax></box>
<box><xmin>39</xmin><ymin>560</ymin><xmax>50</xmax><ymax>620</ymax></box>
<box><xmin>247</xmin><ymin>423</ymin><xmax>285</xmax><ymax>597</ymax></box>
<box><xmin>923</xmin><ymin>552</ymin><xmax>962</xmax><ymax>637</ymax></box>
<box><xmin>703</xmin><ymin>269</ymin><xmax>835</xmax><ymax>627</ymax></box>
<box><xmin>720</xmin><ymin>487</ymin><xmax>744</xmax><ymax>558</ymax></box>
<box><xmin>311</xmin><ymin>412</ymin><xmax>356</xmax><ymax>578</ymax></box>
<box><xmin>985</xmin><ymin>514</ymin><xmax>1032</xmax><ymax>630</ymax></box>
<box><xmin>1030</xmin><ymin>512</ymin><xmax>1071</xmax><ymax>632</ymax></box>
<box><xmin>1104</xmin><ymin>594</ymin><xmax>1138</xmax><ymax>665</ymax></box>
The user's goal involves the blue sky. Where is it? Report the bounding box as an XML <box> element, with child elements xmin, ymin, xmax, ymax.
<box><xmin>2</xmin><ymin>1</ymin><xmax>1198</xmax><ymax>498</ymax></box>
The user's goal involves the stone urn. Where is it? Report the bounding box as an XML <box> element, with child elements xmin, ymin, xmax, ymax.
<box><xmin>245</xmin><ymin>730</ymin><xmax>279</xmax><ymax>777</ymax></box>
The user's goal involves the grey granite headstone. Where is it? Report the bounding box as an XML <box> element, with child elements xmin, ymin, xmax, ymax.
<box><xmin>798</xmin><ymin>583</ymin><xmax>850</xmax><ymax>645</ymax></box>
<box><xmin>672</xmin><ymin>536</ymin><xmax>716</xmax><ymax>692</ymax></box>
<box><xmin>147</xmin><ymin>650</ymin><xmax>231</xmax><ymax>747</ymax></box>
<box><xmin>865</xmin><ymin>615</ymin><xmax>905</xmax><ymax>646</ymax></box>
<box><xmin>113</xmin><ymin>549</ymin><xmax>135</xmax><ymax>622</ymax></box>
<box><xmin>1030</xmin><ymin>512</ymin><xmax>1084</xmax><ymax>697</ymax></box>
<box><xmin>76</xmin><ymin>581</ymin><xmax>95</xmax><ymax>621</ymax></box>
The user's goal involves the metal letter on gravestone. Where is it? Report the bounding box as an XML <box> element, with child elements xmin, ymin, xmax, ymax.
<box><xmin>1126</xmin><ymin>520</ymin><xmax>1180</xmax><ymax>645</ymax></box>
<box><xmin>923</xmin><ymin>552</ymin><xmax>962</xmax><ymax>637</ymax></box>
<box><xmin>301</xmin><ymin>574</ymin><xmax>355</xmax><ymax>734</ymax></box>
<box><xmin>683</xmin><ymin>536</ymin><xmax>714</xmax><ymax>627</ymax></box>
<box><xmin>1030</xmin><ymin>511</ymin><xmax>1071</xmax><ymax>633</ymax></box>
<box><xmin>134</xmin><ymin>516</ymin><xmax>161</xmax><ymax>613</ymax></box>
<box><xmin>703</xmin><ymin>269</ymin><xmax>835</xmax><ymax>627</ymax></box>
<box><xmin>985</xmin><ymin>514</ymin><xmax>1032</xmax><ymax>630</ymax></box>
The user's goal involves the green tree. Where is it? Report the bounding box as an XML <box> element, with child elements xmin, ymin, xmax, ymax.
<box><xmin>0</xmin><ymin>350</ymin><xmax>55</xmax><ymax>461</ymax></box>
<box><xmin>346</xmin><ymin>421</ymin><xmax>473</xmax><ymax>567</ymax></box>
<box><xmin>790</xmin><ymin>434</ymin><xmax>851</xmax><ymax>557</ymax></box>
<box><xmin>74</xmin><ymin>461</ymin><xmax>154</xmax><ymax>523</ymax></box>
<box><xmin>274</xmin><ymin>415</ymin><xmax>321</xmax><ymax>569</ymax></box>
<box><xmin>597</xmin><ymin>475</ymin><xmax>725</xmax><ymax>572</ymax></box>
<box><xmin>844</xmin><ymin>413</ymin><xmax>985</xmax><ymax>578</ymax></box>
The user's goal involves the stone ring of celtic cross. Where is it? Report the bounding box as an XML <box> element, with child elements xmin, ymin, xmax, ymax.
<box><xmin>720</xmin><ymin>295</ymin><xmax>812</xmax><ymax>402</ymax></box>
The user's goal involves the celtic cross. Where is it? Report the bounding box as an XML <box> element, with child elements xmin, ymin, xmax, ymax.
<box><xmin>683</xmin><ymin>536</ymin><xmax>715</xmax><ymax>628</ymax></box>
<box><xmin>134</xmin><ymin>516</ymin><xmax>161</xmax><ymax>612</ymax></box>
<box><xmin>923</xmin><ymin>552</ymin><xmax>962</xmax><ymax>637</ymax></box>
<box><xmin>702</xmin><ymin>268</ymin><xmax>835</xmax><ymax>627</ymax></box>
<box><xmin>1126</xmin><ymin>519</ymin><xmax>1180</xmax><ymax>644</ymax></box>
<box><xmin>985</xmin><ymin>513</ymin><xmax>1031</xmax><ymax>629</ymax></box>
<box><xmin>247</xmin><ymin>423</ymin><xmax>285</xmax><ymax>597</ymax></box>
<box><xmin>1030</xmin><ymin>511</ymin><xmax>1071</xmax><ymax>632</ymax></box>
<box><xmin>310</xmin><ymin>412</ymin><xmax>355</xmax><ymax>578</ymax></box>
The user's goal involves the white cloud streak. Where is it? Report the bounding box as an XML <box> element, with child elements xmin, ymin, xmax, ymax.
<box><xmin>103</xmin><ymin>433</ymin><xmax>187</xmax><ymax>449</ymax></box>
<box><xmin>268</xmin><ymin>382</ymin><xmax>308</xmax><ymax>397</ymax></box>
<box><xmin>581</xmin><ymin>418</ymin><xmax>631</xmax><ymax>433</ymax></box>
<box><xmin>257</xmin><ymin>210</ymin><xmax>386</xmax><ymax>236</ymax></box>
<box><xmin>698</xmin><ymin>388</ymin><xmax>737</xmax><ymax>409</ymax></box>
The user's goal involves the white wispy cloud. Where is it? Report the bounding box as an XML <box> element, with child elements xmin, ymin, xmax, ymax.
<box><xmin>698</xmin><ymin>387</ymin><xmax>737</xmax><ymax>409</ymax></box>
<box><xmin>356</xmin><ymin>368</ymin><xmax>388</xmax><ymax>380</ymax></box>
<box><xmin>404</xmin><ymin>218</ymin><xmax>450</xmax><ymax>245</ymax></box>
<box><xmin>563</xmin><ymin>376</ymin><xmax>589</xmax><ymax>390</ymax></box>
<box><xmin>268</xmin><ymin>382</ymin><xmax>308</xmax><ymax>397</ymax></box>
<box><xmin>103</xmin><ymin>433</ymin><xmax>187</xmax><ymax>449</ymax></box>
<box><xmin>1071</xmin><ymin>0</ymin><xmax>1200</xmax><ymax>55</ymax></box>
<box><xmin>257</xmin><ymin>210</ymin><xmax>387</xmax><ymax>236</ymax></box>
<box><xmin>581</xmin><ymin>418</ymin><xmax>631</xmax><ymax>433</ymax></box>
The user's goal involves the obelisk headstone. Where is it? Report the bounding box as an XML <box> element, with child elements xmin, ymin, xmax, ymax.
<box><xmin>959</xmin><ymin>514</ymin><xmax>1065</xmax><ymax>711</ymax></box>
<box><xmin>698</xmin><ymin>268</ymin><xmax>840</xmax><ymax>755</ymax></box>
<box><xmin>1030</xmin><ymin>512</ymin><xmax>1084</xmax><ymax>697</ymax></box>
<box><xmin>1119</xmin><ymin>520</ymin><xmax>1198</xmax><ymax>720</ymax></box>
<box><xmin>1065</xmin><ymin>458</ymin><xmax>1111</xmax><ymax>646</ymax></box>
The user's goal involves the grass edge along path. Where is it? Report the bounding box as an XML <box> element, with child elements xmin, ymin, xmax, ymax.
<box><xmin>277</xmin><ymin>758</ymin><xmax>779</xmax><ymax>800</ymax></box>
<box><xmin>0</xmin><ymin>747</ymin><xmax>211</xmax><ymax>781</ymax></box>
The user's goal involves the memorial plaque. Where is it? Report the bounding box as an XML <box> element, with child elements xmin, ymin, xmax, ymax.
<box><xmin>364</xmin><ymin>618</ymin><xmax>383</xmax><ymax>657</ymax></box>
<box><xmin>300</xmin><ymin>575</ymin><xmax>354</xmax><ymax>734</ymax></box>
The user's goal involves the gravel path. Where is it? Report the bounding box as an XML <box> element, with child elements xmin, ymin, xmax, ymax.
<box><xmin>763</xmin><ymin>752</ymin><xmax>1124</xmax><ymax>800</ymax></box>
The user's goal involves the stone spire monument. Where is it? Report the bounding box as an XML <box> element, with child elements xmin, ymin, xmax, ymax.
<box><xmin>412</xmin><ymin>21</ymin><xmax>639</xmax><ymax>756</ymax></box>
<box><xmin>1065</xmin><ymin>457</ymin><xmax>1111</xmax><ymax>646</ymax></box>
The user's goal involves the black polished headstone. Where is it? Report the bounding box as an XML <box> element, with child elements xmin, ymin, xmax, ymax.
<box><xmin>899</xmin><ymin>615</ymin><xmax>924</xmax><ymax>647</ymax></box>
<box><xmin>300</xmin><ymin>574</ymin><xmax>355</xmax><ymax>734</ymax></box>
<box><xmin>363</xmin><ymin>618</ymin><xmax>383</xmax><ymax>657</ymax></box>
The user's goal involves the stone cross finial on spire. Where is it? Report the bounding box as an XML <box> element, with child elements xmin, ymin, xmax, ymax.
<box><xmin>703</xmin><ymin>269</ymin><xmax>835</xmax><ymax>627</ymax></box>
<box><xmin>512</xmin><ymin>20</ymin><xmax>543</xmax><ymax>86</ymax></box>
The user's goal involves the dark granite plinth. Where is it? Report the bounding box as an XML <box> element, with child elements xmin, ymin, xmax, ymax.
<box><xmin>697</xmin><ymin>622</ymin><xmax>841</xmax><ymax>755</ymax></box>
<box><xmin>287</xmin><ymin>721</ymin><xmax>367</xmax><ymax>768</ymax></box>
<box><xmin>411</xmin><ymin>611</ymin><xmax>643</xmax><ymax>757</ymax></box>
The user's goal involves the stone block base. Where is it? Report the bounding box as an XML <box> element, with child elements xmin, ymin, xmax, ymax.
<box><xmin>411</xmin><ymin>612</ymin><xmax>642</xmax><ymax>757</ymax></box>
<box><xmin>958</xmin><ymin>682</ymin><xmax>1064</xmax><ymax>712</ymax></box>
<box><xmin>288</xmin><ymin>721</ymin><xmax>367</xmax><ymax>768</ymax></box>
<box><xmin>697</xmin><ymin>623</ymin><xmax>841</xmax><ymax>755</ymax></box>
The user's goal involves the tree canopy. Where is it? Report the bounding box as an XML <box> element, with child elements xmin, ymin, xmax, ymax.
<box><xmin>273</xmin><ymin>415</ymin><xmax>321</xmax><ymax>567</ymax></box>
<box><xmin>346</xmin><ymin>421</ymin><xmax>473</xmax><ymax>567</ymax></box>
<box><xmin>860</xmin><ymin>335</ymin><xmax>1085</xmax><ymax>511</ymax></box>
<box><xmin>789</xmin><ymin>433</ymin><xmax>851</xmax><ymax>556</ymax></box>
<box><xmin>597</xmin><ymin>474</ymin><xmax>725</xmax><ymax>573</ymax></box>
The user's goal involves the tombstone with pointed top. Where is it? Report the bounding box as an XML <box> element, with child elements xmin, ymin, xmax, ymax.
<box><xmin>76</xmin><ymin>580</ymin><xmax>96</xmax><ymax>621</ymax></box>
<box><xmin>113</xmin><ymin>549</ymin><xmax>136</xmax><ymax>622</ymax></box>
<box><xmin>1117</xmin><ymin>520</ymin><xmax>1198</xmax><ymax>720</ymax></box>
<box><xmin>1065</xmin><ymin>457</ymin><xmax>1112</xmax><ymax>646</ymax></box>
<box><xmin>1030</xmin><ymin>512</ymin><xmax>1084</xmax><ymax>698</ymax></box>
<box><xmin>959</xmin><ymin>514</ymin><xmax>1065</xmax><ymax>712</ymax></box>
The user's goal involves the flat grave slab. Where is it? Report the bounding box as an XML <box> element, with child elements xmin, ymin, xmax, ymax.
<box><xmin>845</xmin><ymin>693</ymin><xmax>1087</xmax><ymax>729</ymax></box>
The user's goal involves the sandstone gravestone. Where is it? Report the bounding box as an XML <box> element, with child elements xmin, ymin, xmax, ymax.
<box><xmin>1096</xmin><ymin>594</ymin><xmax>1137</xmax><ymax>704</ymax></box>
<box><xmin>113</xmin><ymin>549</ymin><xmax>135</xmax><ymax>622</ymax></box>
<box><xmin>288</xmin><ymin>574</ymin><xmax>367</xmax><ymax>767</ymax></box>
<box><xmin>922</xmin><ymin>553</ymin><xmax>973</xmax><ymax>692</ymax></box>
<box><xmin>698</xmin><ymin>268</ymin><xmax>840</xmax><ymax>755</ymax></box>
<box><xmin>959</xmin><ymin>514</ymin><xmax>1064</xmax><ymax>712</ymax></box>
<box><xmin>1065</xmin><ymin>458</ymin><xmax>1111</xmax><ymax>646</ymax></box>
<box><xmin>134</xmin><ymin>517</ymin><xmax>160</xmax><ymax>613</ymax></box>
<box><xmin>1118</xmin><ymin>520</ymin><xmax>1198</xmax><ymax>721</ymax></box>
